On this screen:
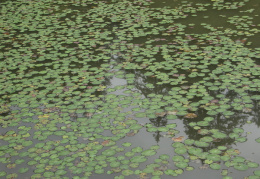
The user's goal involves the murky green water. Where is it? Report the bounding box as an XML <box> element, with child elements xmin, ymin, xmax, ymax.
<box><xmin>0</xmin><ymin>0</ymin><xmax>259</xmax><ymax>178</ymax></box>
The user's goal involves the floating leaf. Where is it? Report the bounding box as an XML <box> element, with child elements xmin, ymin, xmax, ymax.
<box><xmin>175</xmin><ymin>161</ymin><xmax>188</xmax><ymax>169</ymax></box>
<box><xmin>172</xmin><ymin>136</ymin><xmax>184</xmax><ymax>142</ymax></box>
<box><xmin>207</xmin><ymin>154</ymin><xmax>221</xmax><ymax>161</ymax></box>
<box><xmin>184</xmin><ymin>113</ymin><xmax>197</xmax><ymax>119</ymax></box>
<box><xmin>234</xmin><ymin>163</ymin><xmax>248</xmax><ymax>171</ymax></box>
<box><xmin>122</xmin><ymin>143</ymin><xmax>132</xmax><ymax>147</ymax></box>
<box><xmin>142</xmin><ymin>149</ymin><xmax>156</xmax><ymax>156</ymax></box>
<box><xmin>130</xmin><ymin>156</ymin><xmax>147</xmax><ymax>163</ymax></box>
<box><xmin>254</xmin><ymin>170</ymin><xmax>260</xmax><ymax>176</ymax></box>
<box><xmin>174</xmin><ymin>147</ymin><xmax>187</xmax><ymax>155</ymax></box>
<box><xmin>255</xmin><ymin>138</ymin><xmax>260</xmax><ymax>143</ymax></box>
<box><xmin>164</xmin><ymin>169</ymin><xmax>177</xmax><ymax>176</ymax></box>
<box><xmin>102</xmin><ymin>149</ymin><xmax>116</xmax><ymax>156</ymax></box>
<box><xmin>210</xmin><ymin>163</ymin><xmax>221</xmax><ymax>170</ymax></box>
<box><xmin>19</xmin><ymin>167</ymin><xmax>29</xmax><ymax>174</ymax></box>
<box><xmin>172</xmin><ymin>155</ymin><xmax>185</xmax><ymax>162</ymax></box>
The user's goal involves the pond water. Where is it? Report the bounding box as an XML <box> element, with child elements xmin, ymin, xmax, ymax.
<box><xmin>0</xmin><ymin>0</ymin><xmax>260</xmax><ymax>178</ymax></box>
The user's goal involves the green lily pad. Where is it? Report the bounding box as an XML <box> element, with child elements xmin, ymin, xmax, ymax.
<box><xmin>160</xmin><ymin>154</ymin><xmax>170</xmax><ymax>160</ymax></box>
<box><xmin>212</xmin><ymin>132</ymin><xmax>227</xmax><ymax>139</ymax></box>
<box><xmin>175</xmin><ymin>147</ymin><xmax>187</xmax><ymax>155</ymax></box>
<box><xmin>55</xmin><ymin>170</ymin><xmax>67</xmax><ymax>176</ymax></box>
<box><xmin>130</xmin><ymin>156</ymin><xmax>147</xmax><ymax>163</ymax></box>
<box><xmin>184</xmin><ymin>139</ymin><xmax>194</xmax><ymax>145</ymax></box>
<box><xmin>102</xmin><ymin>149</ymin><xmax>116</xmax><ymax>156</ymax></box>
<box><xmin>209</xmin><ymin>149</ymin><xmax>222</xmax><ymax>154</ymax></box>
<box><xmin>135</xmin><ymin>112</ymin><xmax>146</xmax><ymax>118</ymax></box>
<box><xmin>172</xmin><ymin>155</ymin><xmax>185</xmax><ymax>162</ymax></box>
<box><xmin>221</xmin><ymin>156</ymin><xmax>231</xmax><ymax>161</ymax></box>
<box><xmin>255</xmin><ymin>138</ymin><xmax>260</xmax><ymax>143</ymax></box>
<box><xmin>254</xmin><ymin>170</ymin><xmax>260</xmax><ymax>176</ymax></box>
<box><xmin>194</xmin><ymin>141</ymin><xmax>209</xmax><ymax>147</ymax></box>
<box><xmin>131</xmin><ymin>147</ymin><xmax>143</xmax><ymax>153</ymax></box>
<box><xmin>188</xmin><ymin>148</ymin><xmax>203</xmax><ymax>155</ymax></box>
<box><xmin>164</xmin><ymin>169</ymin><xmax>177</xmax><ymax>176</ymax></box>
<box><xmin>236</xmin><ymin>137</ymin><xmax>247</xmax><ymax>143</ymax></box>
<box><xmin>19</xmin><ymin>167</ymin><xmax>29</xmax><ymax>174</ymax></box>
<box><xmin>232</xmin><ymin>156</ymin><xmax>245</xmax><ymax>163</ymax></box>
<box><xmin>0</xmin><ymin>171</ymin><xmax>6</xmax><ymax>177</ymax></box>
<box><xmin>248</xmin><ymin>162</ymin><xmax>259</xmax><ymax>168</ymax></box>
<box><xmin>229</xmin><ymin>133</ymin><xmax>239</xmax><ymax>139</ymax></box>
<box><xmin>207</xmin><ymin>154</ymin><xmax>221</xmax><ymax>161</ymax></box>
<box><xmin>210</xmin><ymin>163</ymin><xmax>221</xmax><ymax>170</ymax></box>
<box><xmin>122</xmin><ymin>142</ymin><xmax>132</xmax><ymax>147</ymax></box>
<box><xmin>43</xmin><ymin>171</ymin><xmax>54</xmax><ymax>177</ymax></box>
<box><xmin>142</xmin><ymin>149</ymin><xmax>156</xmax><ymax>156</ymax></box>
<box><xmin>234</xmin><ymin>163</ymin><xmax>248</xmax><ymax>171</ymax></box>
<box><xmin>172</xmin><ymin>142</ymin><xmax>185</xmax><ymax>148</ymax></box>
<box><xmin>175</xmin><ymin>161</ymin><xmax>188</xmax><ymax>168</ymax></box>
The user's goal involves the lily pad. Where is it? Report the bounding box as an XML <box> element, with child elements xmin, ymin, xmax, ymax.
<box><xmin>142</xmin><ymin>149</ymin><xmax>156</xmax><ymax>156</ymax></box>
<box><xmin>234</xmin><ymin>163</ymin><xmax>249</xmax><ymax>171</ymax></box>
<box><xmin>210</xmin><ymin>163</ymin><xmax>221</xmax><ymax>170</ymax></box>
<box><xmin>175</xmin><ymin>161</ymin><xmax>188</xmax><ymax>168</ymax></box>
<box><xmin>175</xmin><ymin>147</ymin><xmax>187</xmax><ymax>155</ymax></box>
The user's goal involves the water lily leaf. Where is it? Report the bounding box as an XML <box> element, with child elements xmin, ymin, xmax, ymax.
<box><xmin>212</xmin><ymin>132</ymin><xmax>227</xmax><ymax>139</ymax></box>
<box><xmin>130</xmin><ymin>124</ymin><xmax>142</xmax><ymax>130</ymax></box>
<box><xmin>172</xmin><ymin>136</ymin><xmax>184</xmax><ymax>142</ymax></box>
<box><xmin>200</xmin><ymin>136</ymin><xmax>213</xmax><ymax>142</ymax></box>
<box><xmin>188</xmin><ymin>148</ymin><xmax>203</xmax><ymax>156</ymax></box>
<box><xmin>122</xmin><ymin>142</ymin><xmax>132</xmax><ymax>147</ymax></box>
<box><xmin>248</xmin><ymin>162</ymin><xmax>259</xmax><ymax>168</ymax></box>
<box><xmin>131</xmin><ymin>147</ymin><xmax>143</xmax><ymax>153</ymax></box>
<box><xmin>232</xmin><ymin>156</ymin><xmax>245</xmax><ymax>163</ymax></box>
<box><xmin>172</xmin><ymin>155</ymin><xmax>185</xmax><ymax>162</ymax></box>
<box><xmin>229</xmin><ymin>133</ymin><xmax>239</xmax><ymax>139</ymax></box>
<box><xmin>209</xmin><ymin>149</ymin><xmax>221</xmax><ymax>154</ymax></box>
<box><xmin>0</xmin><ymin>171</ymin><xmax>6</xmax><ymax>177</ymax></box>
<box><xmin>135</xmin><ymin>112</ymin><xmax>146</xmax><ymax>118</ymax></box>
<box><xmin>130</xmin><ymin>156</ymin><xmax>147</xmax><ymax>163</ymax></box>
<box><xmin>142</xmin><ymin>149</ymin><xmax>156</xmax><ymax>156</ymax></box>
<box><xmin>174</xmin><ymin>147</ymin><xmax>187</xmax><ymax>155</ymax></box>
<box><xmin>43</xmin><ymin>171</ymin><xmax>54</xmax><ymax>177</ymax></box>
<box><xmin>207</xmin><ymin>154</ymin><xmax>221</xmax><ymax>161</ymax></box>
<box><xmin>233</xmin><ymin>128</ymin><xmax>244</xmax><ymax>133</ymax></box>
<box><xmin>221</xmin><ymin>169</ymin><xmax>228</xmax><ymax>176</ymax></box>
<box><xmin>172</xmin><ymin>142</ymin><xmax>185</xmax><ymax>148</ymax></box>
<box><xmin>175</xmin><ymin>169</ymin><xmax>183</xmax><ymax>174</ymax></box>
<box><xmin>255</xmin><ymin>138</ymin><xmax>260</xmax><ymax>143</ymax></box>
<box><xmin>175</xmin><ymin>161</ymin><xmax>188</xmax><ymax>168</ymax></box>
<box><xmin>254</xmin><ymin>170</ymin><xmax>260</xmax><ymax>176</ymax></box>
<box><xmin>160</xmin><ymin>154</ymin><xmax>170</xmax><ymax>160</ymax></box>
<box><xmin>152</xmin><ymin>170</ymin><xmax>163</xmax><ymax>176</ymax></box>
<box><xmin>194</xmin><ymin>141</ymin><xmax>209</xmax><ymax>147</ymax></box>
<box><xmin>19</xmin><ymin>167</ymin><xmax>29</xmax><ymax>174</ymax></box>
<box><xmin>164</xmin><ymin>169</ymin><xmax>177</xmax><ymax>176</ymax></box>
<box><xmin>55</xmin><ymin>170</ymin><xmax>67</xmax><ymax>175</ymax></box>
<box><xmin>221</xmin><ymin>156</ymin><xmax>231</xmax><ymax>161</ymax></box>
<box><xmin>102</xmin><ymin>149</ymin><xmax>116</xmax><ymax>156</ymax></box>
<box><xmin>184</xmin><ymin>113</ymin><xmax>197</xmax><ymax>118</ymax></box>
<box><xmin>184</xmin><ymin>139</ymin><xmax>194</xmax><ymax>145</ymax></box>
<box><xmin>210</xmin><ymin>163</ymin><xmax>221</xmax><ymax>170</ymax></box>
<box><xmin>234</xmin><ymin>163</ymin><xmax>249</xmax><ymax>171</ymax></box>
<box><xmin>236</xmin><ymin>137</ymin><xmax>247</xmax><ymax>143</ymax></box>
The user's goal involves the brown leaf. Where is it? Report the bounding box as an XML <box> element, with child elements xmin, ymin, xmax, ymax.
<box><xmin>184</xmin><ymin>113</ymin><xmax>197</xmax><ymax>119</ymax></box>
<box><xmin>172</xmin><ymin>136</ymin><xmax>184</xmax><ymax>142</ymax></box>
<box><xmin>126</xmin><ymin>132</ymin><xmax>136</xmax><ymax>137</ymax></box>
<box><xmin>155</xmin><ymin>112</ymin><xmax>166</xmax><ymax>117</ymax></box>
<box><xmin>101</xmin><ymin>140</ymin><xmax>110</xmax><ymax>146</ymax></box>
<box><xmin>167</xmin><ymin>110</ymin><xmax>177</xmax><ymax>115</ymax></box>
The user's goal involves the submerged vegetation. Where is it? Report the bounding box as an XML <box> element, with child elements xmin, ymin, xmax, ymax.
<box><xmin>0</xmin><ymin>0</ymin><xmax>259</xmax><ymax>178</ymax></box>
